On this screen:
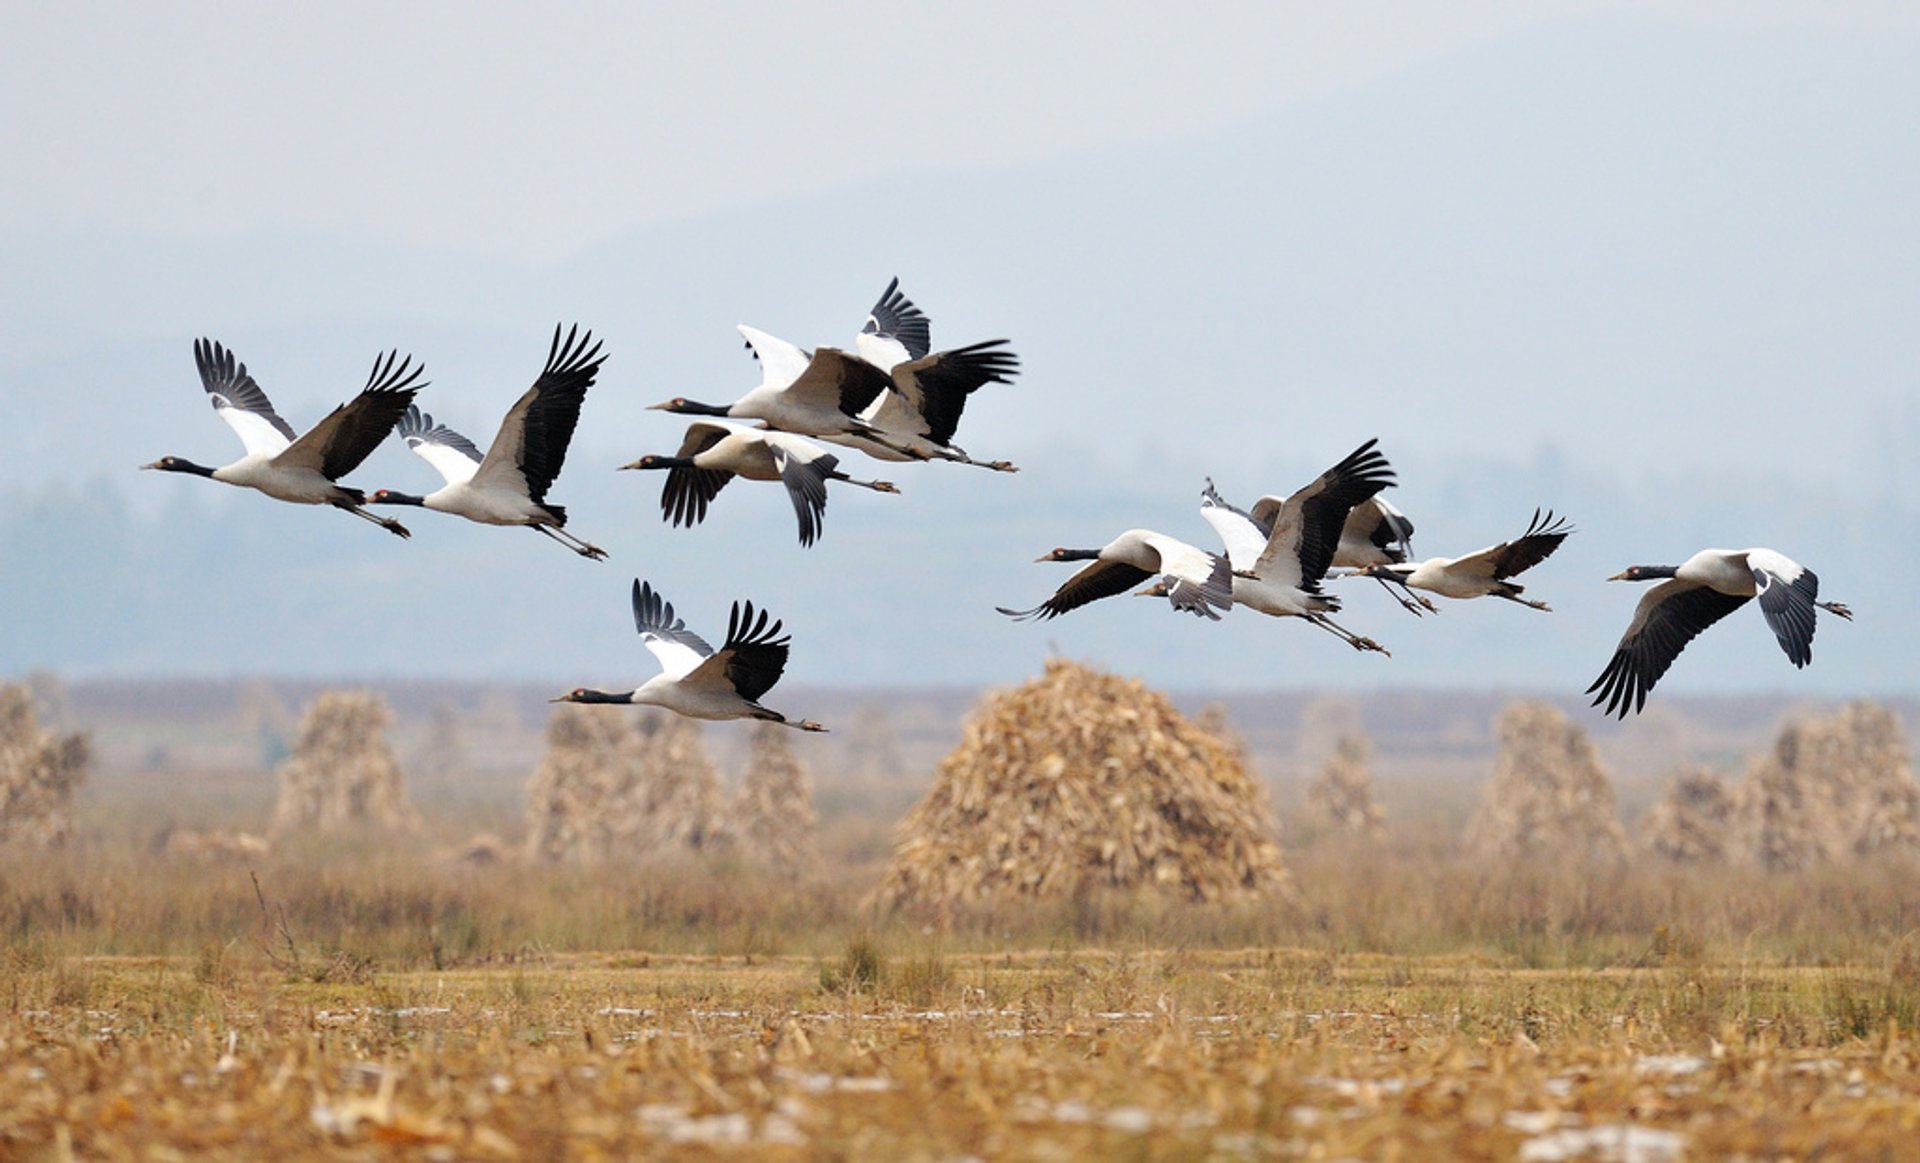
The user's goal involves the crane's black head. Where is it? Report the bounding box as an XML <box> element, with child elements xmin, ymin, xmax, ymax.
<box><xmin>1036</xmin><ymin>547</ymin><xmax>1099</xmax><ymax>563</ymax></box>
<box><xmin>647</xmin><ymin>397</ymin><xmax>729</xmax><ymax>417</ymax></box>
<box><xmin>550</xmin><ymin>688</ymin><xmax>632</xmax><ymax>705</ymax></box>
<box><xmin>618</xmin><ymin>454</ymin><xmax>687</xmax><ymax>471</ymax></box>
<box><xmin>141</xmin><ymin>456</ymin><xmax>215</xmax><ymax>477</ymax></box>
<box><xmin>1607</xmin><ymin>565</ymin><xmax>1678</xmax><ymax>582</ymax></box>
<box><xmin>367</xmin><ymin>489</ymin><xmax>426</xmax><ymax>506</ymax></box>
<box><xmin>1355</xmin><ymin>562</ymin><xmax>1414</xmax><ymax>580</ymax></box>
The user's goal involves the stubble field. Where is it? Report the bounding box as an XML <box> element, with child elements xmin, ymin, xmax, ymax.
<box><xmin>6</xmin><ymin>837</ymin><xmax>1920</xmax><ymax>1160</ymax></box>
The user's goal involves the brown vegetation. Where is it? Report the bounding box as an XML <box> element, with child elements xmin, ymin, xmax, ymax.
<box><xmin>1466</xmin><ymin>701</ymin><xmax>1626</xmax><ymax>862</ymax></box>
<box><xmin>1302</xmin><ymin>733</ymin><xmax>1387</xmax><ymax>840</ymax></box>
<box><xmin>1641</xmin><ymin>766</ymin><xmax>1736</xmax><ymax>864</ymax></box>
<box><xmin>868</xmin><ymin>660</ymin><xmax>1289</xmax><ymax>915</ymax></box>
<box><xmin>524</xmin><ymin>706</ymin><xmax>727</xmax><ymax>864</ymax></box>
<box><xmin>269</xmin><ymin>690</ymin><xmax>419</xmax><ymax>838</ymax></box>
<box><xmin>731</xmin><ymin>721</ymin><xmax>817</xmax><ymax>869</ymax></box>
<box><xmin>0</xmin><ymin>681</ymin><xmax>89</xmax><ymax>847</ymax></box>
<box><xmin>1734</xmin><ymin>700</ymin><xmax>1920</xmax><ymax>870</ymax></box>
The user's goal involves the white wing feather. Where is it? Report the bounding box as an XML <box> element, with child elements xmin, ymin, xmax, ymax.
<box><xmin>641</xmin><ymin>632</ymin><xmax>709</xmax><ymax>680</ymax></box>
<box><xmin>214</xmin><ymin>404</ymin><xmax>294</xmax><ymax>459</ymax></box>
<box><xmin>737</xmin><ymin>324</ymin><xmax>812</xmax><ymax>392</ymax></box>
<box><xmin>407</xmin><ymin>438</ymin><xmax>482</xmax><ymax>486</ymax></box>
<box><xmin>1199</xmin><ymin>504</ymin><xmax>1268</xmax><ymax>572</ymax></box>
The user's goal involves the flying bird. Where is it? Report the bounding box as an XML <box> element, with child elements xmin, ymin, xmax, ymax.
<box><xmin>651</xmin><ymin>325</ymin><xmax>902</xmax><ymax>449</ymax></box>
<box><xmin>1355</xmin><ymin>509</ymin><xmax>1572</xmax><ymax>611</ymax></box>
<box><xmin>368</xmin><ymin>324</ymin><xmax>608</xmax><ymax>559</ymax></box>
<box><xmin>823</xmin><ymin>277</ymin><xmax>1021</xmax><ymax>470</ymax></box>
<box><xmin>1161</xmin><ymin>441</ymin><xmax>1397</xmax><ymax>653</ymax></box>
<box><xmin>998</xmin><ymin>529</ymin><xmax>1233</xmax><ymax>622</ymax></box>
<box><xmin>1588</xmin><ymin>548</ymin><xmax>1854</xmax><ymax>718</ymax></box>
<box><xmin>552</xmin><ymin>579</ymin><xmax>826</xmax><ymax>731</ymax></box>
<box><xmin>143</xmin><ymin>339</ymin><xmax>423</xmax><ymax>538</ymax></box>
<box><xmin>621</xmin><ymin>421</ymin><xmax>898</xmax><ymax>547</ymax></box>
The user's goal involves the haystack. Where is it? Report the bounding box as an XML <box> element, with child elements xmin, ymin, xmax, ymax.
<box><xmin>1302</xmin><ymin>734</ymin><xmax>1386</xmax><ymax>840</ymax></box>
<box><xmin>0</xmin><ymin>681</ymin><xmax>89</xmax><ymax>847</ymax></box>
<box><xmin>634</xmin><ymin>713</ymin><xmax>728</xmax><ymax>852</ymax></box>
<box><xmin>1640</xmin><ymin>767</ymin><xmax>1736</xmax><ymax>864</ymax></box>
<box><xmin>1732</xmin><ymin>701</ymin><xmax>1919</xmax><ymax>868</ymax></box>
<box><xmin>524</xmin><ymin>707</ymin><xmax>728</xmax><ymax>863</ymax></box>
<box><xmin>525</xmin><ymin>704</ymin><xmax>648</xmax><ymax>864</ymax></box>
<box><xmin>269</xmin><ymin>690</ymin><xmax>420</xmax><ymax>838</ymax></box>
<box><xmin>868</xmin><ymin>659</ymin><xmax>1289</xmax><ymax>912</ymax></box>
<box><xmin>731</xmin><ymin>721</ymin><xmax>817</xmax><ymax>869</ymax></box>
<box><xmin>1465</xmin><ymin>701</ymin><xmax>1625</xmax><ymax>862</ymax></box>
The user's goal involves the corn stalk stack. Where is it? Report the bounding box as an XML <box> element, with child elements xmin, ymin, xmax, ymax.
<box><xmin>1302</xmin><ymin>733</ymin><xmax>1386</xmax><ymax>840</ymax></box>
<box><xmin>731</xmin><ymin>721</ymin><xmax>818</xmax><ymax>870</ymax></box>
<box><xmin>269</xmin><ymin>690</ymin><xmax>420</xmax><ymax>838</ymax></box>
<box><xmin>1733</xmin><ymin>701</ymin><xmax>1919</xmax><ymax>868</ymax></box>
<box><xmin>525</xmin><ymin>704</ymin><xmax>648</xmax><ymax>864</ymax></box>
<box><xmin>1641</xmin><ymin>766</ymin><xmax>1736</xmax><ymax>864</ymax></box>
<box><xmin>634</xmin><ymin>712</ymin><xmax>729</xmax><ymax>853</ymax></box>
<box><xmin>0</xmin><ymin>681</ymin><xmax>89</xmax><ymax>847</ymax></box>
<box><xmin>868</xmin><ymin>659</ymin><xmax>1290</xmax><ymax>915</ymax></box>
<box><xmin>1465</xmin><ymin>701</ymin><xmax>1625</xmax><ymax>863</ymax></box>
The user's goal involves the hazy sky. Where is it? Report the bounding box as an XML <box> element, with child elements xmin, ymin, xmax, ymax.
<box><xmin>13</xmin><ymin>2</ymin><xmax>1908</xmax><ymax>259</ymax></box>
<box><xmin>4</xmin><ymin>2</ymin><xmax>1917</xmax><ymax>697</ymax></box>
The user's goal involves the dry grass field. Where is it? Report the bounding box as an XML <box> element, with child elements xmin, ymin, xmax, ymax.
<box><xmin>6</xmin><ymin>837</ymin><xmax>1920</xmax><ymax>1159</ymax></box>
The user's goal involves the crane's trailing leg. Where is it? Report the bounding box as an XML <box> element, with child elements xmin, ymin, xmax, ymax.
<box><xmin>536</xmin><ymin>524</ymin><xmax>608</xmax><ymax>561</ymax></box>
<box><xmin>1308</xmin><ymin>614</ymin><xmax>1390</xmax><ymax>656</ymax></box>
<box><xmin>339</xmin><ymin>502</ymin><xmax>411</xmax><ymax>539</ymax></box>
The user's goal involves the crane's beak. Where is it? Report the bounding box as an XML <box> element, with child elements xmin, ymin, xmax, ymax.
<box><xmin>1605</xmin><ymin>570</ymin><xmax>1630</xmax><ymax>581</ymax></box>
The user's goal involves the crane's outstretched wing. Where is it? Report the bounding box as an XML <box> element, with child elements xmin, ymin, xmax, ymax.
<box><xmin>1348</xmin><ymin>497</ymin><xmax>1415</xmax><ymax>563</ymax></box>
<box><xmin>1198</xmin><ymin>478</ymin><xmax>1269</xmax><ymax>572</ymax></box>
<box><xmin>1587</xmin><ymin>581</ymin><xmax>1750</xmax><ymax>717</ymax></box>
<box><xmin>996</xmin><ymin>558</ymin><xmax>1156</xmax><ymax>622</ymax></box>
<box><xmin>769</xmin><ymin>438</ymin><xmax>834</xmax><ymax>548</ymax></box>
<box><xmin>1449</xmin><ymin>509</ymin><xmax>1574</xmax><ymax>582</ymax></box>
<box><xmin>737</xmin><ymin>324</ymin><xmax>815</xmax><ymax>392</ymax></box>
<box><xmin>660</xmin><ymin>422</ymin><xmax>735</xmax><ymax>529</ymax></box>
<box><xmin>631</xmin><ymin>579</ymin><xmax>715</xmax><ymax>678</ymax></box>
<box><xmin>396</xmin><ymin>404</ymin><xmax>483</xmax><ymax>486</ymax></box>
<box><xmin>782</xmin><ymin>348</ymin><xmax>897</xmax><ymax>420</ymax></box>
<box><xmin>889</xmin><ymin>340</ymin><xmax>1019</xmax><ymax>448</ymax></box>
<box><xmin>195</xmin><ymin>338</ymin><xmax>297</xmax><ymax>456</ymax></box>
<box><xmin>686</xmin><ymin>599</ymin><xmax>791</xmax><ymax>702</ymax></box>
<box><xmin>278</xmin><ymin>350</ymin><xmax>426</xmax><ymax>480</ymax></box>
<box><xmin>858</xmin><ymin>276</ymin><xmax>932</xmax><ymax>368</ymax></box>
<box><xmin>1252</xmin><ymin>439</ymin><xmax>1396</xmax><ymax>588</ymax></box>
<box><xmin>477</xmin><ymin>323</ymin><xmax>606</xmax><ymax>503</ymax></box>
<box><xmin>1749</xmin><ymin>550</ymin><xmax>1821</xmax><ymax>668</ymax></box>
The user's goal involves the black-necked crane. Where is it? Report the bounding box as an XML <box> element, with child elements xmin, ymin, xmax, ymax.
<box><xmin>997</xmin><ymin>529</ymin><xmax>1233</xmax><ymax>622</ymax></box>
<box><xmin>651</xmin><ymin>324</ymin><xmax>902</xmax><ymax>449</ymax></box>
<box><xmin>1355</xmin><ymin>509</ymin><xmax>1572</xmax><ymax>611</ymax></box>
<box><xmin>1163</xmin><ymin>440</ymin><xmax>1396</xmax><ymax>653</ymax></box>
<box><xmin>620</xmin><ymin>420</ymin><xmax>898</xmax><ymax>548</ymax></box>
<box><xmin>552</xmin><ymin>579</ymin><xmax>825</xmax><ymax>731</ymax></box>
<box><xmin>143</xmin><ymin>339</ymin><xmax>423</xmax><ymax>538</ymax></box>
<box><xmin>1588</xmin><ymin>548</ymin><xmax>1854</xmax><ymax>718</ymax></box>
<box><xmin>823</xmin><ymin>277</ymin><xmax>1021</xmax><ymax>471</ymax></box>
<box><xmin>367</xmin><ymin>324</ymin><xmax>608</xmax><ymax>559</ymax></box>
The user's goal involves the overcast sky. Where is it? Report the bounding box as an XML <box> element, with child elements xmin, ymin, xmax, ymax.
<box><xmin>4</xmin><ymin>2</ymin><xmax>1917</xmax><ymax>698</ymax></box>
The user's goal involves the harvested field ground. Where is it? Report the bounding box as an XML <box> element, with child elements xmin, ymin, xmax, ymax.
<box><xmin>6</xmin><ymin>948</ymin><xmax>1920</xmax><ymax>1160</ymax></box>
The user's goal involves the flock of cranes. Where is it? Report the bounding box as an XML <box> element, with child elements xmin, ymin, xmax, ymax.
<box><xmin>143</xmin><ymin>279</ymin><xmax>1853</xmax><ymax>730</ymax></box>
